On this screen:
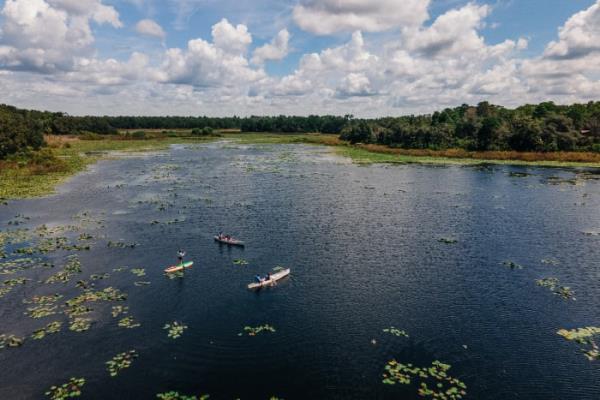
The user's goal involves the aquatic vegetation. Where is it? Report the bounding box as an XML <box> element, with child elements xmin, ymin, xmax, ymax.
<box><xmin>164</xmin><ymin>322</ymin><xmax>188</xmax><ymax>339</ymax></box>
<box><xmin>502</xmin><ymin>260</ymin><xmax>523</xmax><ymax>270</ymax></box>
<box><xmin>383</xmin><ymin>327</ymin><xmax>409</xmax><ymax>338</ymax></box>
<box><xmin>134</xmin><ymin>281</ymin><xmax>151</xmax><ymax>286</ymax></box>
<box><xmin>382</xmin><ymin>360</ymin><xmax>467</xmax><ymax>399</ymax></box>
<box><xmin>25</xmin><ymin>294</ymin><xmax>63</xmax><ymax>305</ymax></box>
<box><xmin>26</xmin><ymin>305</ymin><xmax>58</xmax><ymax>319</ymax></box>
<box><xmin>107</xmin><ymin>240</ymin><xmax>138</xmax><ymax>249</ymax></box>
<box><xmin>0</xmin><ymin>286</ymin><xmax>12</xmax><ymax>298</ymax></box>
<box><xmin>233</xmin><ymin>259</ymin><xmax>248</xmax><ymax>266</ymax></box>
<box><xmin>0</xmin><ymin>334</ymin><xmax>24</xmax><ymax>349</ymax></box>
<box><xmin>31</xmin><ymin>321</ymin><xmax>62</xmax><ymax>340</ymax></box>
<box><xmin>64</xmin><ymin>304</ymin><xmax>93</xmax><ymax>318</ymax></box>
<box><xmin>3</xmin><ymin>277</ymin><xmax>31</xmax><ymax>286</ymax></box>
<box><xmin>536</xmin><ymin>277</ymin><xmax>576</xmax><ymax>300</ymax></box>
<box><xmin>16</xmin><ymin>237</ymin><xmax>90</xmax><ymax>254</ymax></box>
<box><xmin>69</xmin><ymin>318</ymin><xmax>92</xmax><ymax>332</ymax></box>
<box><xmin>90</xmin><ymin>273</ymin><xmax>110</xmax><ymax>281</ymax></box>
<box><xmin>78</xmin><ymin>233</ymin><xmax>94</xmax><ymax>241</ymax></box>
<box><xmin>131</xmin><ymin>268</ymin><xmax>146</xmax><ymax>277</ymax></box>
<box><xmin>156</xmin><ymin>392</ymin><xmax>209</xmax><ymax>400</ymax></box>
<box><xmin>106</xmin><ymin>350</ymin><xmax>138</xmax><ymax>377</ymax></box>
<box><xmin>0</xmin><ymin>257</ymin><xmax>44</xmax><ymax>275</ymax></box>
<box><xmin>557</xmin><ymin>327</ymin><xmax>600</xmax><ymax>361</ymax></box>
<box><xmin>118</xmin><ymin>316</ymin><xmax>141</xmax><ymax>329</ymax></box>
<box><xmin>66</xmin><ymin>287</ymin><xmax>127</xmax><ymax>307</ymax></box>
<box><xmin>45</xmin><ymin>256</ymin><xmax>82</xmax><ymax>284</ymax></box>
<box><xmin>45</xmin><ymin>377</ymin><xmax>85</xmax><ymax>400</ymax></box>
<box><xmin>111</xmin><ymin>305</ymin><xmax>129</xmax><ymax>318</ymax></box>
<box><xmin>239</xmin><ymin>324</ymin><xmax>276</xmax><ymax>336</ymax></box>
<box><xmin>438</xmin><ymin>237</ymin><xmax>457</xmax><ymax>244</ymax></box>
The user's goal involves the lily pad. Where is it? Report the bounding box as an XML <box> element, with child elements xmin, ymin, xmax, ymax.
<box><xmin>239</xmin><ymin>324</ymin><xmax>276</xmax><ymax>336</ymax></box>
<box><xmin>45</xmin><ymin>377</ymin><xmax>85</xmax><ymax>400</ymax></box>
<box><xmin>32</xmin><ymin>321</ymin><xmax>62</xmax><ymax>340</ymax></box>
<box><xmin>382</xmin><ymin>360</ymin><xmax>467</xmax><ymax>399</ymax></box>
<box><xmin>383</xmin><ymin>327</ymin><xmax>409</xmax><ymax>338</ymax></box>
<box><xmin>164</xmin><ymin>322</ymin><xmax>188</xmax><ymax>339</ymax></box>
<box><xmin>106</xmin><ymin>350</ymin><xmax>138</xmax><ymax>377</ymax></box>
<box><xmin>118</xmin><ymin>316</ymin><xmax>141</xmax><ymax>329</ymax></box>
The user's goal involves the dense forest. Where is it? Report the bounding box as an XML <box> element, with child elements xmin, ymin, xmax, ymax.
<box><xmin>340</xmin><ymin>102</ymin><xmax>600</xmax><ymax>152</ymax></box>
<box><xmin>1</xmin><ymin>101</ymin><xmax>600</xmax><ymax>159</ymax></box>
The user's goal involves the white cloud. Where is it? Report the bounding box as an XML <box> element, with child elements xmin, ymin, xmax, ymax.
<box><xmin>544</xmin><ymin>0</ymin><xmax>600</xmax><ymax>59</ymax></box>
<box><xmin>0</xmin><ymin>0</ymin><xmax>121</xmax><ymax>72</ymax></box>
<box><xmin>252</xmin><ymin>29</ymin><xmax>290</xmax><ymax>65</ymax></box>
<box><xmin>156</xmin><ymin>19</ymin><xmax>264</xmax><ymax>88</ymax></box>
<box><xmin>211</xmin><ymin>18</ymin><xmax>252</xmax><ymax>54</ymax></box>
<box><xmin>136</xmin><ymin>19</ymin><xmax>166</xmax><ymax>40</ymax></box>
<box><xmin>293</xmin><ymin>0</ymin><xmax>430</xmax><ymax>35</ymax></box>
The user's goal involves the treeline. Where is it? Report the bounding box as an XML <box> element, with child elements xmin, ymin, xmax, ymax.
<box><xmin>2</xmin><ymin>101</ymin><xmax>600</xmax><ymax>159</ymax></box>
<box><xmin>341</xmin><ymin>102</ymin><xmax>600</xmax><ymax>152</ymax></box>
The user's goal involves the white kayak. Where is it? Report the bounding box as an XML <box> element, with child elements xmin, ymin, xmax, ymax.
<box><xmin>247</xmin><ymin>268</ymin><xmax>290</xmax><ymax>290</ymax></box>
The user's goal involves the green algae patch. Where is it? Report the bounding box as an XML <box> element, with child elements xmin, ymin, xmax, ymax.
<box><xmin>45</xmin><ymin>377</ymin><xmax>85</xmax><ymax>400</ymax></box>
<box><xmin>382</xmin><ymin>360</ymin><xmax>467</xmax><ymax>399</ymax></box>
<box><xmin>557</xmin><ymin>327</ymin><xmax>600</xmax><ymax>361</ymax></box>
<box><xmin>106</xmin><ymin>350</ymin><xmax>138</xmax><ymax>377</ymax></box>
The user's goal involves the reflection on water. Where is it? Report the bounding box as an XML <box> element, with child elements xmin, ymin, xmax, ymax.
<box><xmin>1</xmin><ymin>142</ymin><xmax>599</xmax><ymax>399</ymax></box>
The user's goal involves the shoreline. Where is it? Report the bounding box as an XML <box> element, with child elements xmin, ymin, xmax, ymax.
<box><xmin>1</xmin><ymin>133</ymin><xmax>599</xmax><ymax>202</ymax></box>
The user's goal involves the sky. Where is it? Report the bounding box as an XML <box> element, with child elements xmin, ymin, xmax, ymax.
<box><xmin>0</xmin><ymin>0</ymin><xmax>599</xmax><ymax>117</ymax></box>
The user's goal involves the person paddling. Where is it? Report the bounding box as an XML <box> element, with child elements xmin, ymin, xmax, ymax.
<box><xmin>177</xmin><ymin>249</ymin><xmax>186</xmax><ymax>267</ymax></box>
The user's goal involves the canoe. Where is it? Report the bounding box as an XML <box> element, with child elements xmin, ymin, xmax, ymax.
<box><xmin>247</xmin><ymin>268</ymin><xmax>290</xmax><ymax>290</ymax></box>
<box><xmin>164</xmin><ymin>261</ymin><xmax>194</xmax><ymax>273</ymax></box>
<box><xmin>214</xmin><ymin>236</ymin><xmax>245</xmax><ymax>246</ymax></box>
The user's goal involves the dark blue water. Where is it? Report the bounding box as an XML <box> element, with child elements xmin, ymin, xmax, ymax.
<box><xmin>1</xmin><ymin>142</ymin><xmax>599</xmax><ymax>399</ymax></box>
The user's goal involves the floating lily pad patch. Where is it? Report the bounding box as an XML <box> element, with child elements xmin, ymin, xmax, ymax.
<box><xmin>156</xmin><ymin>392</ymin><xmax>210</xmax><ymax>400</ymax></box>
<box><xmin>69</xmin><ymin>318</ymin><xmax>92</xmax><ymax>332</ymax></box>
<box><xmin>106</xmin><ymin>350</ymin><xmax>138</xmax><ymax>377</ymax></box>
<box><xmin>233</xmin><ymin>259</ymin><xmax>248</xmax><ymax>266</ymax></box>
<box><xmin>536</xmin><ymin>277</ymin><xmax>575</xmax><ymax>300</ymax></box>
<box><xmin>134</xmin><ymin>281</ymin><xmax>151</xmax><ymax>286</ymax></box>
<box><xmin>382</xmin><ymin>360</ymin><xmax>467</xmax><ymax>399</ymax></box>
<box><xmin>32</xmin><ymin>321</ymin><xmax>62</xmax><ymax>340</ymax></box>
<box><xmin>0</xmin><ymin>334</ymin><xmax>24</xmax><ymax>349</ymax></box>
<box><xmin>45</xmin><ymin>377</ymin><xmax>85</xmax><ymax>400</ymax></box>
<box><xmin>383</xmin><ymin>327</ymin><xmax>409</xmax><ymax>338</ymax></box>
<box><xmin>131</xmin><ymin>268</ymin><xmax>146</xmax><ymax>277</ymax></box>
<box><xmin>45</xmin><ymin>256</ymin><xmax>82</xmax><ymax>284</ymax></box>
<box><xmin>239</xmin><ymin>324</ymin><xmax>276</xmax><ymax>336</ymax></box>
<box><xmin>4</xmin><ymin>277</ymin><xmax>31</xmax><ymax>287</ymax></box>
<box><xmin>0</xmin><ymin>257</ymin><xmax>44</xmax><ymax>275</ymax></box>
<box><xmin>26</xmin><ymin>304</ymin><xmax>58</xmax><ymax>319</ymax></box>
<box><xmin>557</xmin><ymin>327</ymin><xmax>600</xmax><ymax>361</ymax></box>
<box><xmin>90</xmin><ymin>273</ymin><xmax>110</xmax><ymax>281</ymax></box>
<box><xmin>118</xmin><ymin>316</ymin><xmax>140</xmax><ymax>329</ymax></box>
<box><xmin>107</xmin><ymin>241</ymin><xmax>138</xmax><ymax>249</ymax></box>
<box><xmin>111</xmin><ymin>305</ymin><xmax>129</xmax><ymax>318</ymax></box>
<box><xmin>164</xmin><ymin>322</ymin><xmax>188</xmax><ymax>339</ymax></box>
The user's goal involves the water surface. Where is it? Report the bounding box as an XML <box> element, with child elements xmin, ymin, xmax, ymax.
<box><xmin>1</xmin><ymin>142</ymin><xmax>599</xmax><ymax>399</ymax></box>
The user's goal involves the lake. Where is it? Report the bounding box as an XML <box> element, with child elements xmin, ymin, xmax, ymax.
<box><xmin>1</xmin><ymin>142</ymin><xmax>599</xmax><ymax>399</ymax></box>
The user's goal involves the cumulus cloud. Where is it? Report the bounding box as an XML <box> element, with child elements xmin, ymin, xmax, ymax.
<box><xmin>252</xmin><ymin>29</ymin><xmax>290</xmax><ymax>65</ymax></box>
<box><xmin>544</xmin><ymin>0</ymin><xmax>600</xmax><ymax>59</ymax></box>
<box><xmin>0</xmin><ymin>0</ymin><xmax>121</xmax><ymax>72</ymax></box>
<box><xmin>293</xmin><ymin>0</ymin><xmax>430</xmax><ymax>35</ymax></box>
<box><xmin>211</xmin><ymin>18</ymin><xmax>252</xmax><ymax>54</ymax></box>
<box><xmin>156</xmin><ymin>19</ymin><xmax>264</xmax><ymax>88</ymax></box>
<box><xmin>136</xmin><ymin>19</ymin><xmax>166</xmax><ymax>40</ymax></box>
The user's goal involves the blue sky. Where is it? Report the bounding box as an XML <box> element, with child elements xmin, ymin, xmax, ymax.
<box><xmin>1</xmin><ymin>0</ymin><xmax>599</xmax><ymax>116</ymax></box>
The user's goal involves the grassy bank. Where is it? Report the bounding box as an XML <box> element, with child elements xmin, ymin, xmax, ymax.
<box><xmin>0</xmin><ymin>135</ymin><xmax>212</xmax><ymax>200</ymax></box>
<box><xmin>337</xmin><ymin>144</ymin><xmax>600</xmax><ymax>168</ymax></box>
